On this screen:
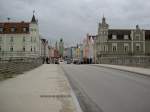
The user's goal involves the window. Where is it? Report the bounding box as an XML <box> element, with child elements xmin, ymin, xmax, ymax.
<box><xmin>31</xmin><ymin>47</ymin><xmax>32</xmax><ymax>52</ymax></box>
<box><xmin>0</xmin><ymin>28</ymin><xmax>3</xmax><ymax>32</ymax></box>
<box><xmin>103</xmin><ymin>45</ymin><xmax>108</xmax><ymax>52</ymax></box>
<box><xmin>136</xmin><ymin>43</ymin><xmax>140</xmax><ymax>51</ymax></box>
<box><xmin>112</xmin><ymin>43</ymin><xmax>117</xmax><ymax>52</ymax></box>
<box><xmin>124</xmin><ymin>35</ymin><xmax>129</xmax><ymax>40</ymax></box>
<box><xmin>31</xmin><ymin>37</ymin><xmax>32</xmax><ymax>42</ymax></box>
<box><xmin>11</xmin><ymin>27</ymin><xmax>16</xmax><ymax>32</ymax></box>
<box><xmin>23</xmin><ymin>27</ymin><xmax>27</xmax><ymax>32</ymax></box>
<box><xmin>34</xmin><ymin>37</ymin><xmax>36</xmax><ymax>42</ymax></box>
<box><xmin>10</xmin><ymin>37</ymin><xmax>13</xmax><ymax>42</ymax></box>
<box><xmin>124</xmin><ymin>43</ymin><xmax>129</xmax><ymax>52</ymax></box>
<box><xmin>112</xmin><ymin>35</ymin><xmax>117</xmax><ymax>39</ymax></box>
<box><xmin>10</xmin><ymin>46</ymin><xmax>13</xmax><ymax>52</ymax></box>
<box><xmin>23</xmin><ymin>37</ymin><xmax>25</xmax><ymax>42</ymax></box>
<box><xmin>0</xmin><ymin>46</ymin><xmax>1</xmax><ymax>51</ymax></box>
<box><xmin>23</xmin><ymin>46</ymin><xmax>25</xmax><ymax>52</ymax></box>
<box><xmin>0</xmin><ymin>37</ymin><xmax>2</xmax><ymax>42</ymax></box>
<box><xmin>30</xmin><ymin>28</ymin><xmax>33</xmax><ymax>32</ymax></box>
<box><xmin>135</xmin><ymin>35</ymin><xmax>140</xmax><ymax>40</ymax></box>
<box><xmin>113</xmin><ymin>46</ymin><xmax>117</xmax><ymax>52</ymax></box>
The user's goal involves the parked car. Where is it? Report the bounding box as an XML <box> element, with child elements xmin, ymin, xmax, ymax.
<box><xmin>59</xmin><ymin>59</ymin><xmax>64</xmax><ymax>64</ymax></box>
<box><xmin>54</xmin><ymin>59</ymin><xmax>59</xmax><ymax>64</ymax></box>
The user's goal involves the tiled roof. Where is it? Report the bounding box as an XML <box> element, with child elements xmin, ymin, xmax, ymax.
<box><xmin>0</xmin><ymin>22</ymin><xmax>30</xmax><ymax>34</ymax></box>
<box><xmin>145</xmin><ymin>30</ymin><xmax>150</xmax><ymax>40</ymax></box>
<box><xmin>108</xmin><ymin>29</ymin><xmax>131</xmax><ymax>40</ymax></box>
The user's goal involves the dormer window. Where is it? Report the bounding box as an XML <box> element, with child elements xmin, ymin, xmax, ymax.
<box><xmin>112</xmin><ymin>35</ymin><xmax>117</xmax><ymax>39</ymax></box>
<box><xmin>124</xmin><ymin>35</ymin><xmax>129</xmax><ymax>40</ymax></box>
<box><xmin>11</xmin><ymin>27</ymin><xmax>16</xmax><ymax>32</ymax></box>
<box><xmin>23</xmin><ymin>27</ymin><xmax>27</xmax><ymax>32</ymax></box>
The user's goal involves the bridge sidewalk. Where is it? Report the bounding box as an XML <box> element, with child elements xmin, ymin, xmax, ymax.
<box><xmin>0</xmin><ymin>64</ymin><xmax>81</xmax><ymax>112</ymax></box>
<box><xmin>94</xmin><ymin>64</ymin><xmax>150</xmax><ymax>77</ymax></box>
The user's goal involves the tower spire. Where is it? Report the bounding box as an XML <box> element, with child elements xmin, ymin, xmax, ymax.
<box><xmin>102</xmin><ymin>14</ymin><xmax>106</xmax><ymax>24</ymax></box>
<box><xmin>31</xmin><ymin>10</ymin><xmax>37</xmax><ymax>23</ymax></box>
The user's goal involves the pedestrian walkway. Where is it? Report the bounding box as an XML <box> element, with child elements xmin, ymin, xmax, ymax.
<box><xmin>0</xmin><ymin>64</ymin><xmax>80</xmax><ymax>112</ymax></box>
<box><xmin>94</xmin><ymin>64</ymin><xmax>150</xmax><ymax>76</ymax></box>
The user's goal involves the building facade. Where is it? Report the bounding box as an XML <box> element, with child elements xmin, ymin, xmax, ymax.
<box><xmin>96</xmin><ymin>17</ymin><xmax>150</xmax><ymax>65</ymax></box>
<box><xmin>83</xmin><ymin>34</ymin><xmax>96</xmax><ymax>64</ymax></box>
<box><xmin>59</xmin><ymin>38</ymin><xmax>64</xmax><ymax>58</ymax></box>
<box><xmin>40</xmin><ymin>38</ymin><xmax>49</xmax><ymax>58</ymax></box>
<box><xmin>0</xmin><ymin>14</ymin><xmax>41</xmax><ymax>62</ymax></box>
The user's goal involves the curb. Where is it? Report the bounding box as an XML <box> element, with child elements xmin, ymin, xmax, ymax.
<box><xmin>60</xmin><ymin>65</ymin><xmax>83</xmax><ymax>112</ymax></box>
<box><xmin>92</xmin><ymin>64</ymin><xmax>150</xmax><ymax>77</ymax></box>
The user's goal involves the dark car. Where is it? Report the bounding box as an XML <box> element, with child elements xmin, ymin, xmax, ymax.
<box><xmin>54</xmin><ymin>59</ymin><xmax>59</xmax><ymax>64</ymax></box>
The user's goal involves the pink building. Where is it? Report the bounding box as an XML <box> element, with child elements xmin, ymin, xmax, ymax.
<box><xmin>83</xmin><ymin>34</ymin><xmax>96</xmax><ymax>64</ymax></box>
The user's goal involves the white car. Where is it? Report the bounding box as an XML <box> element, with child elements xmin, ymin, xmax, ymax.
<box><xmin>59</xmin><ymin>59</ymin><xmax>64</xmax><ymax>64</ymax></box>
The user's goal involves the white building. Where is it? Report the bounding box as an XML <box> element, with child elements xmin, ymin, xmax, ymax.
<box><xmin>0</xmin><ymin>14</ymin><xmax>41</xmax><ymax>61</ymax></box>
<box><xmin>40</xmin><ymin>38</ymin><xmax>49</xmax><ymax>58</ymax></box>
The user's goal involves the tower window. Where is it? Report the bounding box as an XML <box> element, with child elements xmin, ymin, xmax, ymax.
<box><xmin>0</xmin><ymin>46</ymin><xmax>1</xmax><ymax>51</ymax></box>
<box><xmin>135</xmin><ymin>35</ymin><xmax>140</xmax><ymax>40</ymax></box>
<box><xmin>136</xmin><ymin>43</ymin><xmax>140</xmax><ymax>51</ymax></box>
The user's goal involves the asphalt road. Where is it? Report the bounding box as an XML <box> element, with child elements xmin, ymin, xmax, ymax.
<box><xmin>62</xmin><ymin>64</ymin><xmax>150</xmax><ymax>112</ymax></box>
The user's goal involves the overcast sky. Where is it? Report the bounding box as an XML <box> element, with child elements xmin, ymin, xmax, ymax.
<box><xmin>0</xmin><ymin>0</ymin><xmax>150</xmax><ymax>47</ymax></box>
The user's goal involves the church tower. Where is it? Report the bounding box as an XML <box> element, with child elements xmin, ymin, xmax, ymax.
<box><xmin>29</xmin><ymin>11</ymin><xmax>40</xmax><ymax>57</ymax></box>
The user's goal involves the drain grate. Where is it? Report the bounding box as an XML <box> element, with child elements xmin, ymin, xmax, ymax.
<box><xmin>40</xmin><ymin>94</ymin><xmax>71</xmax><ymax>98</ymax></box>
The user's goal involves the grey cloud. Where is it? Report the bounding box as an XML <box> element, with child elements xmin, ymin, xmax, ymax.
<box><xmin>0</xmin><ymin>0</ymin><xmax>150</xmax><ymax>46</ymax></box>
